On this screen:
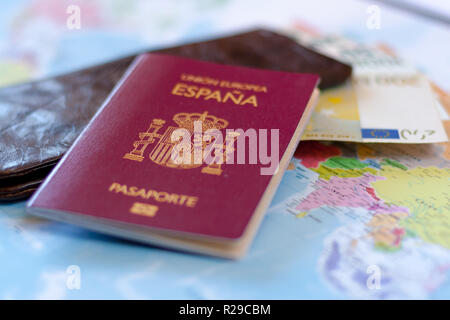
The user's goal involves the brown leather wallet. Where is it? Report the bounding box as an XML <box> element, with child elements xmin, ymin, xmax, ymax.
<box><xmin>0</xmin><ymin>29</ymin><xmax>352</xmax><ymax>201</ymax></box>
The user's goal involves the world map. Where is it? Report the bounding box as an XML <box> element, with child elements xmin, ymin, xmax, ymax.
<box><xmin>0</xmin><ymin>0</ymin><xmax>449</xmax><ymax>299</ymax></box>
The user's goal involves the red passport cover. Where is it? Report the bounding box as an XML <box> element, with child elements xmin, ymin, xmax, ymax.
<box><xmin>28</xmin><ymin>53</ymin><xmax>319</xmax><ymax>242</ymax></box>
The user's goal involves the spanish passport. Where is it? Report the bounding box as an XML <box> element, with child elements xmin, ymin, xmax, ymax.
<box><xmin>27</xmin><ymin>53</ymin><xmax>319</xmax><ymax>258</ymax></box>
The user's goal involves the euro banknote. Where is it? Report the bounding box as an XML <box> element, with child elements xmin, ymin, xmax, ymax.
<box><xmin>287</xmin><ymin>29</ymin><xmax>448</xmax><ymax>143</ymax></box>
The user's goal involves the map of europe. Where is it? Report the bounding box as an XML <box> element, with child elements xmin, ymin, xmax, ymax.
<box><xmin>269</xmin><ymin>140</ymin><xmax>450</xmax><ymax>299</ymax></box>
